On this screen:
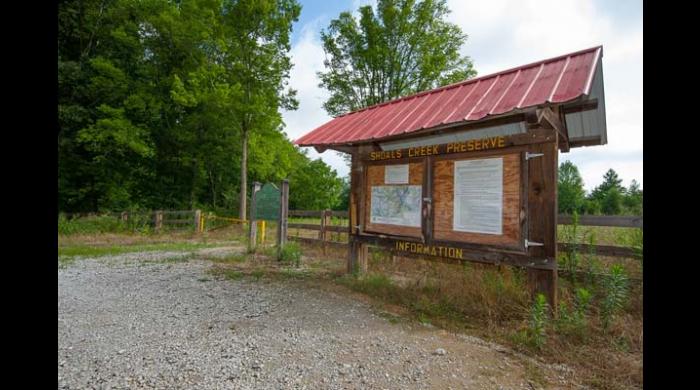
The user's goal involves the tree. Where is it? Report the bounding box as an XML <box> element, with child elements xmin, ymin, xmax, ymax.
<box><xmin>590</xmin><ymin>169</ymin><xmax>625</xmax><ymax>201</ymax></box>
<box><xmin>601</xmin><ymin>187</ymin><xmax>623</xmax><ymax>215</ymax></box>
<box><xmin>623</xmin><ymin>179</ymin><xmax>643</xmax><ymax>215</ymax></box>
<box><xmin>334</xmin><ymin>177</ymin><xmax>350</xmax><ymax>211</ymax></box>
<box><xmin>58</xmin><ymin>0</ymin><xmax>344</xmax><ymax>214</ymax></box>
<box><xmin>589</xmin><ymin>169</ymin><xmax>626</xmax><ymax>215</ymax></box>
<box><xmin>221</xmin><ymin>0</ymin><xmax>301</xmax><ymax>219</ymax></box>
<box><xmin>558</xmin><ymin>161</ymin><xmax>586</xmax><ymax>214</ymax></box>
<box><xmin>318</xmin><ymin>0</ymin><xmax>476</xmax><ymax>117</ymax></box>
<box><xmin>289</xmin><ymin>158</ymin><xmax>344</xmax><ymax>210</ymax></box>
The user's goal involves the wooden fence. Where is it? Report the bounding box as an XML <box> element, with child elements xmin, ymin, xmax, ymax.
<box><xmin>287</xmin><ymin>211</ymin><xmax>642</xmax><ymax>260</ymax></box>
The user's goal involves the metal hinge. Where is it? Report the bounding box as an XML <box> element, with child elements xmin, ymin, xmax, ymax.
<box><xmin>525</xmin><ymin>152</ymin><xmax>544</xmax><ymax>160</ymax></box>
<box><xmin>524</xmin><ymin>239</ymin><xmax>544</xmax><ymax>248</ymax></box>
<box><xmin>423</xmin><ymin>198</ymin><xmax>432</xmax><ymax>203</ymax></box>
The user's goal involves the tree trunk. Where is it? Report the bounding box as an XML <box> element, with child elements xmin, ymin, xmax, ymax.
<box><xmin>239</xmin><ymin>129</ymin><xmax>248</xmax><ymax>220</ymax></box>
<box><xmin>190</xmin><ymin>157</ymin><xmax>198</xmax><ymax>209</ymax></box>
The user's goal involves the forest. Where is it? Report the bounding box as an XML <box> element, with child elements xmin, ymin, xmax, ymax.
<box><xmin>59</xmin><ymin>0</ymin><xmax>345</xmax><ymax>215</ymax></box>
<box><xmin>59</xmin><ymin>0</ymin><xmax>641</xmax><ymax>217</ymax></box>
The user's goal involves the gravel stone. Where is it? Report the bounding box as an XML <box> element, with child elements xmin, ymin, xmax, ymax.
<box><xmin>58</xmin><ymin>250</ymin><xmax>570</xmax><ymax>389</ymax></box>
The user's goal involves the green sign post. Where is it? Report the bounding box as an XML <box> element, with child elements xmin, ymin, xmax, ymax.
<box><xmin>254</xmin><ymin>183</ymin><xmax>281</xmax><ymax>221</ymax></box>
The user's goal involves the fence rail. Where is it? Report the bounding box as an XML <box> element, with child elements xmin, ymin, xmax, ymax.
<box><xmin>558</xmin><ymin>214</ymin><xmax>643</xmax><ymax>228</ymax></box>
<box><xmin>287</xmin><ymin>211</ymin><xmax>643</xmax><ymax>260</ymax></box>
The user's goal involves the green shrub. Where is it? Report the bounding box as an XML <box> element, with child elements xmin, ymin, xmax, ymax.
<box><xmin>279</xmin><ymin>242</ymin><xmax>302</xmax><ymax>267</ymax></box>
<box><xmin>582</xmin><ymin>230</ymin><xmax>600</xmax><ymax>287</ymax></box>
<box><xmin>556</xmin><ymin>288</ymin><xmax>591</xmax><ymax>339</ymax></box>
<box><xmin>58</xmin><ymin>214</ymin><xmax>129</xmax><ymax>235</ymax></box>
<box><xmin>600</xmin><ymin>265</ymin><xmax>629</xmax><ymax>330</ymax></box>
<box><xmin>528</xmin><ymin>294</ymin><xmax>549</xmax><ymax>349</ymax></box>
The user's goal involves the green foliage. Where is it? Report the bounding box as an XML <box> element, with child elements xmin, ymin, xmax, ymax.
<box><xmin>527</xmin><ymin>294</ymin><xmax>549</xmax><ymax>349</ymax></box>
<box><xmin>589</xmin><ymin>169</ymin><xmax>626</xmax><ymax>215</ymax></box>
<box><xmin>279</xmin><ymin>242</ymin><xmax>302</xmax><ymax>267</ymax></box>
<box><xmin>59</xmin><ymin>0</ymin><xmax>342</xmax><ymax>213</ymax></box>
<box><xmin>556</xmin><ymin>162</ymin><xmax>642</xmax><ymax>216</ymax></box>
<box><xmin>556</xmin><ymin>288</ymin><xmax>591</xmax><ymax>340</ymax></box>
<box><xmin>623</xmin><ymin>179</ymin><xmax>643</xmax><ymax>215</ymax></box>
<box><xmin>600</xmin><ymin>187</ymin><xmax>623</xmax><ymax>215</ymax></box>
<box><xmin>58</xmin><ymin>214</ymin><xmax>128</xmax><ymax>235</ymax></box>
<box><xmin>600</xmin><ymin>265</ymin><xmax>629</xmax><ymax>330</ymax></box>
<box><xmin>582</xmin><ymin>230</ymin><xmax>601</xmax><ymax>286</ymax></box>
<box><xmin>558</xmin><ymin>161</ymin><xmax>586</xmax><ymax>214</ymax></box>
<box><xmin>223</xmin><ymin>269</ymin><xmax>244</xmax><ymax>280</ymax></box>
<box><xmin>289</xmin><ymin>158</ymin><xmax>344</xmax><ymax>210</ymax></box>
<box><xmin>334</xmin><ymin>177</ymin><xmax>351</xmax><ymax>211</ymax></box>
<box><xmin>318</xmin><ymin>0</ymin><xmax>476</xmax><ymax>117</ymax></box>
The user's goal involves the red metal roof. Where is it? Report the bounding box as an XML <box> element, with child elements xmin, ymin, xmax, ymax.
<box><xmin>295</xmin><ymin>46</ymin><xmax>602</xmax><ymax>147</ymax></box>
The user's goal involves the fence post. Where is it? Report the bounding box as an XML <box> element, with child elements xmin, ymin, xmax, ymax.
<box><xmin>249</xmin><ymin>182</ymin><xmax>261</xmax><ymax>252</ymax></box>
<box><xmin>155</xmin><ymin>210</ymin><xmax>163</xmax><ymax>232</ymax></box>
<box><xmin>121</xmin><ymin>211</ymin><xmax>128</xmax><ymax>222</ymax></box>
<box><xmin>277</xmin><ymin>179</ymin><xmax>289</xmax><ymax>260</ymax></box>
<box><xmin>194</xmin><ymin>210</ymin><xmax>201</xmax><ymax>233</ymax></box>
<box><xmin>320</xmin><ymin>209</ymin><xmax>332</xmax><ymax>255</ymax></box>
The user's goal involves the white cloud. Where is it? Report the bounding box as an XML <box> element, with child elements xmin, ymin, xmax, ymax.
<box><xmin>283</xmin><ymin>0</ymin><xmax>642</xmax><ymax>189</ymax></box>
<box><xmin>281</xmin><ymin>17</ymin><xmax>350</xmax><ymax>177</ymax></box>
<box><xmin>446</xmin><ymin>0</ymin><xmax>642</xmax><ymax>190</ymax></box>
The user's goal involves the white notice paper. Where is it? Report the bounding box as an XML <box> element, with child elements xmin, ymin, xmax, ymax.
<box><xmin>384</xmin><ymin>164</ymin><xmax>409</xmax><ymax>184</ymax></box>
<box><xmin>453</xmin><ymin>158</ymin><xmax>503</xmax><ymax>234</ymax></box>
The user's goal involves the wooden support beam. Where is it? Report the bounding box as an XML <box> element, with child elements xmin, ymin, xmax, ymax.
<box><xmin>348</xmin><ymin>145</ymin><xmax>375</xmax><ymax>274</ymax></box>
<box><xmin>537</xmin><ymin>107</ymin><xmax>569</xmax><ymax>152</ymax></box>
<box><xmin>526</xmin><ymin>128</ymin><xmax>559</xmax><ymax>310</ymax></box>
<box><xmin>562</xmin><ymin>99</ymin><xmax>598</xmax><ymax>115</ymax></box>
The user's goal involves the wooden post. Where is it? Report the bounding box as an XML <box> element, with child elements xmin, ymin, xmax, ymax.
<box><xmin>194</xmin><ymin>210</ymin><xmax>202</xmax><ymax>233</ymax></box>
<box><xmin>155</xmin><ymin>210</ymin><xmax>163</xmax><ymax>232</ymax></box>
<box><xmin>259</xmin><ymin>220</ymin><xmax>266</xmax><ymax>244</ymax></box>
<box><xmin>249</xmin><ymin>182</ymin><xmax>261</xmax><ymax>252</ymax></box>
<box><xmin>121</xmin><ymin>211</ymin><xmax>128</xmax><ymax>222</ymax></box>
<box><xmin>347</xmin><ymin>148</ymin><xmax>371</xmax><ymax>274</ymax></box>
<box><xmin>526</xmin><ymin>129</ymin><xmax>559</xmax><ymax>311</ymax></box>
<box><xmin>320</xmin><ymin>209</ymin><xmax>331</xmax><ymax>255</ymax></box>
<box><xmin>277</xmin><ymin>179</ymin><xmax>289</xmax><ymax>260</ymax></box>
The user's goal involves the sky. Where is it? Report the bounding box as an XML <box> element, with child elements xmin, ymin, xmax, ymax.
<box><xmin>281</xmin><ymin>0</ymin><xmax>643</xmax><ymax>191</ymax></box>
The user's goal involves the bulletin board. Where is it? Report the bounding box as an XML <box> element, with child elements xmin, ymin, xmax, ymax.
<box><xmin>363</xmin><ymin>162</ymin><xmax>424</xmax><ymax>238</ymax></box>
<box><xmin>432</xmin><ymin>152</ymin><xmax>522</xmax><ymax>248</ymax></box>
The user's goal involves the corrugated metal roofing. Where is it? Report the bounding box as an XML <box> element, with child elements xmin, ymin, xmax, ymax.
<box><xmin>295</xmin><ymin>46</ymin><xmax>602</xmax><ymax>147</ymax></box>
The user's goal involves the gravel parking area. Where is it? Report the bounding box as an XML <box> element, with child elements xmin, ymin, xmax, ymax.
<box><xmin>58</xmin><ymin>250</ymin><xmax>575</xmax><ymax>389</ymax></box>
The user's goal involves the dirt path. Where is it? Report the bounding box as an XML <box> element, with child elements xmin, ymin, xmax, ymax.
<box><xmin>58</xmin><ymin>249</ymin><xmax>577</xmax><ymax>389</ymax></box>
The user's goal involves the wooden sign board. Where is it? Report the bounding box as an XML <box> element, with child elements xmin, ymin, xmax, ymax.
<box><xmin>348</xmin><ymin>126</ymin><xmax>559</xmax><ymax>307</ymax></box>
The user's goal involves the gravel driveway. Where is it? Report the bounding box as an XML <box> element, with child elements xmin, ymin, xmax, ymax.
<box><xmin>58</xmin><ymin>250</ymin><xmax>574</xmax><ymax>389</ymax></box>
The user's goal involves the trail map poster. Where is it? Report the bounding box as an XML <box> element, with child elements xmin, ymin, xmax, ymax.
<box><xmin>370</xmin><ymin>185</ymin><xmax>422</xmax><ymax>227</ymax></box>
<box><xmin>453</xmin><ymin>158</ymin><xmax>503</xmax><ymax>234</ymax></box>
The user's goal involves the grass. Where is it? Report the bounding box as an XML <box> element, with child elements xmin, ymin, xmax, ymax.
<box><xmin>205</xmin><ymin>253</ymin><xmax>249</xmax><ymax>264</ymax></box>
<box><xmin>331</xmin><ymin>252</ymin><xmax>641</xmax><ymax>390</ymax></box>
<box><xmin>59</xmin><ymin>226</ymin><xmax>641</xmax><ymax>389</ymax></box>
<box><xmin>58</xmin><ymin>241</ymin><xmax>222</xmax><ymax>259</ymax></box>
